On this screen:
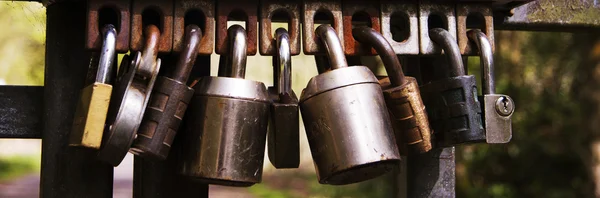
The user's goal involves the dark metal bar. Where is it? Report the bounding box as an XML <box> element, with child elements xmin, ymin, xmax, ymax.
<box><xmin>133</xmin><ymin>54</ymin><xmax>210</xmax><ymax>198</ymax></box>
<box><xmin>0</xmin><ymin>86</ymin><xmax>42</xmax><ymax>139</ymax></box>
<box><xmin>41</xmin><ymin>2</ymin><xmax>114</xmax><ymax>197</ymax></box>
<box><xmin>407</xmin><ymin>147</ymin><xmax>456</xmax><ymax>198</ymax></box>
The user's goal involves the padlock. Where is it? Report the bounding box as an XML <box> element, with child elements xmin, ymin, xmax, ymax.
<box><xmin>419</xmin><ymin>28</ymin><xmax>484</xmax><ymax>147</ymax></box>
<box><xmin>352</xmin><ymin>27</ymin><xmax>433</xmax><ymax>155</ymax></box>
<box><xmin>97</xmin><ymin>25</ymin><xmax>162</xmax><ymax>166</ymax></box>
<box><xmin>467</xmin><ymin>29</ymin><xmax>514</xmax><ymax>143</ymax></box>
<box><xmin>300</xmin><ymin>25</ymin><xmax>400</xmax><ymax>185</ymax></box>
<box><xmin>130</xmin><ymin>25</ymin><xmax>202</xmax><ymax>160</ymax></box>
<box><xmin>267</xmin><ymin>28</ymin><xmax>300</xmax><ymax>169</ymax></box>
<box><xmin>69</xmin><ymin>24</ymin><xmax>117</xmax><ymax>149</ymax></box>
<box><xmin>179</xmin><ymin>25</ymin><xmax>270</xmax><ymax>187</ymax></box>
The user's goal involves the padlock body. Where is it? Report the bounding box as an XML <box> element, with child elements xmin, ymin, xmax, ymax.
<box><xmin>131</xmin><ymin>77</ymin><xmax>194</xmax><ymax>160</ymax></box>
<box><xmin>70</xmin><ymin>82</ymin><xmax>113</xmax><ymax>149</ymax></box>
<box><xmin>180</xmin><ymin>77</ymin><xmax>270</xmax><ymax>187</ymax></box>
<box><xmin>481</xmin><ymin>94</ymin><xmax>513</xmax><ymax>143</ymax></box>
<box><xmin>300</xmin><ymin>66</ymin><xmax>400</xmax><ymax>185</ymax></box>
<box><xmin>267</xmin><ymin>87</ymin><xmax>300</xmax><ymax>169</ymax></box>
<box><xmin>420</xmin><ymin>75</ymin><xmax>484</xmax><ymax>147</ymax></box>
<box><xmin>380</xmin><ymin>77</ymin><xmax>433</xmax><ymax>155</ymax></box>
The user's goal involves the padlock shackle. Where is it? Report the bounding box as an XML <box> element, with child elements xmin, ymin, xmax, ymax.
<box><xmin>428</xmin><ymin>28</ymin><xmax>465</xmax><ymax>77</ymax></box>
<box><xmin>96</xmin><ymin>24</ymin><xmax>117</xmax><ymax>84</ymax></box>
<box><xmin>352</xmin><ymin>27</ymin><xmax>407</xmax><ymax>87</ymax></box>
<box><xmin>172</xmin><ymin>25</ymin><xmax>202</xmax><ymax>83</ymax></box>
<box><xmin>315</xmin><ymin>25</ymin><xmax>347</xmax><ymax>70</ymax></box>
<box><xmin>468</xmin><ymin>29</ymin><xmax>495</xmax><ymax>95</ymax></box>
<box><xmin>227</xmin><ymin>25</ymin><xmax>247</xmax><ymax>79</ymax></box>
<box><xmin>275</xmin><ymin>28</ymin><xmax>292</xmax><ymax>96</ymax></box>
<box><xmin>139</xmin><ymin>25</ymin><xmax>161</xmax><ymax>78</ymax></box>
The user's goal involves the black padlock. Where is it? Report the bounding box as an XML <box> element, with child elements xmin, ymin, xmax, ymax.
<box><xmin>267</xmin><ymin>28</ymin><xmax>300</xmax><ymax>169</ymax></box>
<box><xmin>130</xmin><ymin>25</ymin><xmax>202</xmax><ymax>160</ymax></box>
<box><xmin>468</xmin><ymin>29</ymin><xmax>515</xmax><ymax>144</ymax></box>
<box><xmin>419</xmin><ymin>28</ymin><xmax>484</xmax><ymax>147</ymax></box>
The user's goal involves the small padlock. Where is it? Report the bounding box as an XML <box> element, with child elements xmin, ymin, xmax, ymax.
<box><xmin>419</xmin><ymin>28</ymin><xmax>484</xmax><ymax>147</ymax></box>
<box><xmin>130</xmin><ymin>25</ymin><xmax>202</xmax><ymax>160</ymax></box>
<box><xmin>353</xmin><ymin>27</ymin><xmax>433</xmax><ymax>155</ymax></box>
<box><xmin>179</xmin><ymin>25</ymin><xmax>270</xmax><ymax>187</ymax></box>
<box><xmin>300</xmin><ymin>25</ymin><xmax>400</xmax><ymax>185</ymax></box>
<box><xmin>467</xmin><ymin>29</ymin><xmax>515</xmax><ymax>143</ymax></box>
<box><xmin>97</xmin><ymin>25</ymin><xmax>162</xmax><ymax>166</ymax></box>
<box><xmin>69</xmin><ymin>24</ymin><xmax>117</xmax><ymax>149</ymax></box>
<box><xmin>267</xmin><ymin>28</ymin><xmax>300</xmax><ymax>169</ymax></box>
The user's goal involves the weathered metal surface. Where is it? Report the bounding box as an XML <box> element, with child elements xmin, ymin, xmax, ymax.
<box><xmin>380</xmin><ymin>0</ymin><xmax>420</xmax><ymax>55</ymax></box>
<box><xmin>41</xmin><ymin>2</ymin><xmax>114</xmax><ymax>197</ymax></box>
<box><xmin>419</xmin><ymin>2</ymin><xmax>457</xmax><ymax>54</ymax></box>
<box><xmin>215</xmin><ymin>0</ymin><xmax>258</xmax><ymax>55</ymax></box>
<box><xmin>496</xmin><ymin>0</ymin><xmax>600</xmax><ymax>31</ymax></box>
<box><xmin>457</xmin><ymin>3</ymin><xmax>494</xmax><ymax>55</ymax></box>
<box><xmin>342</xmin><ymin>0</ymin><xmax>380</xmax><ymax>55</ymax></box>
<box><xmin>302</xmin><ymin>0</ymin><xmax>344</xmax><ymax>55</ymax></box>
<box><xmin>259</xmin><ymin>0</ymin><xmax>301</xmax><ymax>55</ymax></box>
<box><xmin>407</xmin><ymin>147</ymin><xmax>456</xmax><ymax>198</ymax></box>
<box><xmin>0</xmin><ymin>86</ymin><xmax>42</xmax><ymax>139</ymax></box>
<box><xmin>173</xmin><ymin>0</ymin><xmax>215</xmax><ymax>55</ymax></box>
<box><xmin>86</xmin><ymin>0</ymin><xmax>130</xmax><ymax>52</ymax></box>
<box><xmin>130</xmin><ymin>0</ymin><xmax>173</xmax><ymax>53</ymax></box>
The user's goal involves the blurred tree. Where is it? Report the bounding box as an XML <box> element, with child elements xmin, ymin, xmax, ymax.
<box><xmin>0</xmin><ymin>2</ymin><xmax>45</xmax><ymax>85</ymax></box>
<box><xmin>457</xmin><ymin>31</ymin><xmax>600</xmax><ymax>197</ymax></box>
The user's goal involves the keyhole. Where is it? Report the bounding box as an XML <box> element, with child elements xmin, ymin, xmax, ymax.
<box><xmin>495</xmin><ymin>96</ymin><xmax>514</xmax><ymax>116</ymax></box>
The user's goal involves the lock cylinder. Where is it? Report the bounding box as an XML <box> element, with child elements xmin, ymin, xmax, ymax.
<box><xmin>179</xmin><ymin>25</ymin><xmax>270</xmax><ymax>187</ymax></box>
<box><xmin>353</xmin><ymin>27</ymin><xmax>433</xmax><ymax>155</ymax></box>
<box><xmin>419</xmin><ymin>28</ymin><xmax>484</xmax><ymax>147</ymax></box>
<box><xmin>131</xmin><ymin>25</ymin><xmax>202</xmax><ymax>160</ymax></box>
<box><xmin>300</xmin><ymin>25</ymin><xmax>400</xmax><ymax>185</ymax></box>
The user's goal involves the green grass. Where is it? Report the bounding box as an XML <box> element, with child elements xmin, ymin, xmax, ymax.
<box><xmin>0</xmin><ymin>156</ymin><xmax>40</xmax><ymax>182</ymax></box>
<box><xmin>249</xmin><ymin>183</ymin><xmax>296</xmax><ymax>198</ymax></box>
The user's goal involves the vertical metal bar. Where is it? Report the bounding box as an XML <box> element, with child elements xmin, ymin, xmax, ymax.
<box><xmin>133</xmin><ymin>54</ymin><xmax>210</xmax><ymax>198</ymax></box>
<box><xmin>41</xmin><ymin>2</ymin><xmax>114</xmax><ymax>197</ymax></box>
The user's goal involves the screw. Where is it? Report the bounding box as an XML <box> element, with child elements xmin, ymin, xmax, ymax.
<box><xmin>495</xmin><ymin>96</ymin><xmax>514</xmax><ymax>116</ymax></box>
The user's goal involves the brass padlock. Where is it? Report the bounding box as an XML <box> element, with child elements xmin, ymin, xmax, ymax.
<box><xmin>97</xmin><ymin>25</ymin><xmax>162</xmax><ymax>166</ymax></box>
<box><xmin>131</xmin><ymin>25</ymin><xmax>202</xmax><ymax>160</ymax></box>
<box><xmin>467</xmin><ymin>29</ymin><xmax>515</xmax><ymax>143</ymax></box>
<box><xmin>179</xmin><ymin>25</ymin><xmax>270</xmax><ymax>187</ymax></box>
<box><xmin>419</xmin><ymin>28</ymin><xmax>484</xmax><ymax>147</ymax></box>
<box><xmin>70</xmin><ymin>24</ymin><xmax>117</xmax><ymax>149</ymax></box>
<box><xmin>267</xmin><ymin>28</ymin><xmax>300</xmax><ymax>169</ymax></box>
<box><xmin>353</xmin><ymin>27</ymin><xmax>433</xmax><ymax>155</ymax></box>
<box><xmin>300</xmin><ymin>25</ymin><xmax>400</xmax><ymax>185</ymax></box>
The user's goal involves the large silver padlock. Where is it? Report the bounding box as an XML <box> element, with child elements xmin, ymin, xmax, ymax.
<box><xmin>300</xmin><ymin>25</ymin><xmax>400</xmax><ymax>185</ymax></box>
<box><xmin>267</xmin><ymin>28</ymin><xmax>300</xmax><ymax>169</ymax></box>
<box><xmin>467</xmin><ymin>29</ymin><xmax>515</xmax><ymax>143</ymax></box>
<box><xmin>179</xmin><ymin>25</ymin><xmax>270</xmax><ymax>187</ymax></box>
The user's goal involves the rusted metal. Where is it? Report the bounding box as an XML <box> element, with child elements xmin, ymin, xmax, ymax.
<box><xmin>86</xmin><ymin>0</ymin><xmax>130</xmax><ymax>52</ymax></box>
<box><xmin>419</xmin><ymin>2</ymin><xmax>456</xmax><ymax>55</ymax></box>
<box><xmin>131</xmin><ymin>0</ymin><xmax>173</xmax><ymax>53</ymax></box>
<box><xmin>302</xmin><ymin>0</ymin><xmax>344</xmax><ymax>55</ymax></box>
<box><xmin>457</xmin><ymin>3</ymin><xmax>494</xmax><ymax>55</ymax></box>
<box><xmin>216</xmin><ymin>0</ymin><xmax>258</xmax><ymax>55</ymax></box>
<box><xmin>380</xmin><ymin>0</ymin><xmax>419</xmax><ymax>55</ymax></box>
<box><xmin>342</xmin><ymin>0</ymin><xmax>380</xmax><ymax>55</ymax></box>
<box><xmin>259</xmin><ymin>0</ymin><xmax>301</xmax><ymax>55</ymax></box>
<box><xmin>173</xmin><ymin>0</ymin><xmax>215</xmax><ymax>55</ymax></box>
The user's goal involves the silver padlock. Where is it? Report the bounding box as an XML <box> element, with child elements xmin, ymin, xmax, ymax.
<box><xmin>267</xmin><ymin>28</ymin><xmax>300</xmax><ymax>169</ymax></box>
<box><xmin>300</xmin><ymin>25</ymin><xmax>401</xmax><ymax>185</ymax></box>
<box><xmin>179</xmin><ymin>25</ymin><xmax>270</xmax><ymax>187</ymax></box>
<box><xmin>467</xmin><ymin>29</ymin><xmax>515</xmax><ymax>143</ymax></box>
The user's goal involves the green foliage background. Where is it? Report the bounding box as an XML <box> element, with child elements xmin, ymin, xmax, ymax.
<box><xmin>2</xmin><ymin>2</ymin><xmax>600</xmax><ymax>198</ymax></box>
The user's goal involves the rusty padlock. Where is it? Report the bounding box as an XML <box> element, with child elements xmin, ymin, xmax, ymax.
<box><xmin>353</xmin><ymin>27</ymin><xmax>433</xmax><ymax>155</ymax></box>
<box><xmin>300</xmin><ymin>25</ymin><xmax>400</xmax><ymax>185</ymax></box>
<box><xmin>131</xmin><ymin>25</ymin><xmax>202</xmax><ymax>160</ymax></box>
